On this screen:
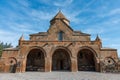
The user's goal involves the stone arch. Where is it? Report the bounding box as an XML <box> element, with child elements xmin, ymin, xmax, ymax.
<box><xmin>8</xmin><ymin>57</ymin><xmax>17</xmax><ymax>65</ymax></box>
<box><xmin>51</xmin><ymin>46</ymin><xmax>71</xmax><ymax>71</ymax></box>
<box><xmin>51</xmin><ymin>46</ymin><xmax>72</xmax><ymax>57</ymax></box>
<box><xmin>8</xmin><ymin>57</ymin><xmax>17</xmax><ymax>73</ymax></box>
<box><xmin>77</xmin><ymin>46</ymin><xmax>98</xmax><ymax>57</ymax></box>
<box><xmin>25</xmin><ymin>47</ymin><xmax>46</xmax><ymax>71</ymax></box>
<box><xmin>77</xmin><ymin>46</ymin><xmax>97</xmax><ymax>71</ymax></box>
<box><xmin>26</xmin><ymin>46</ymin><xmax>47</xmax><ymax>58</ymax></box>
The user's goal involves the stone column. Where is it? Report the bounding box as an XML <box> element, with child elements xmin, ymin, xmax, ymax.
<box><xmin>21</xmin><ymin>58</ymin><xmax>26</xmax><ymax>72</ymax></box>
<box><xmin>71</xmin><ymin>57</ymin><xmax>77</xmax><ymax>72</ymax></box>
<box><xmin>45</xmin><ymin>57</ymin><xmax>51</xmax><ymax>72</ymax></box>
<box><xmin>4</xmin><ymin>64</ymin><xmax>9</xmax><ymax>72</ymax></box>
<box><xmin>95</xmin><ymin>58</ymin><xmax>100</xmax><ymax>72</ymax></box>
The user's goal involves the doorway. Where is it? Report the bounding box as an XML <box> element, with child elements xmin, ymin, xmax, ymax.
<box><xmin>52</xmin><ymin>49</ymin><xmax>71</xmax><ymax>71</ymax></box>
<box><xmin>77</xmin><ymin>49</ymin><xmax>95</xmax><ymax>71</ymax></box>
<box><xmin>26</xmin><ymin>49</ymin><xmax>45</xmax><ymax>71</ymax></box>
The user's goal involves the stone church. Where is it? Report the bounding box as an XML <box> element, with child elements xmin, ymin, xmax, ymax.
<box><xmin>0</xmin><ymin>11</ymin><xmax>119</xmax><ymax>73</ymax></box>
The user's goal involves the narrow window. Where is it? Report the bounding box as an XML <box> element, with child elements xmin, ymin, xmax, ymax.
<box><xmin>58</xmin><ymin>31</ymin><xmax>63</xmax><ymax>41</ymax></box>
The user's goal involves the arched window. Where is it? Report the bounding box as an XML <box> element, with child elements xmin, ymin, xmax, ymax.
<box><xmin>58</xmin><ymin>31</ymin><xmax>63</xmax><ymax>41</ymax></box>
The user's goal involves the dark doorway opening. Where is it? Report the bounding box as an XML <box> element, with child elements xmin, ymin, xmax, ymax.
<box><xmin>60</xmin><ymin>60</ymin><xmax>63</xmax><ymax>70</ymax></box>
<box><xmin>26</xmin><ymin>49</ymin><xmax>45</xmax><ymax>72</ymax></box>
<box><xmin>52</xmin><ymin>49</ymin><xmax>71</xmax><ymax>71</ymax></box>
<box><xmin>78</xmin><ymin>49</ymin><xmax>95</xmax><ymax>71</ymax></box>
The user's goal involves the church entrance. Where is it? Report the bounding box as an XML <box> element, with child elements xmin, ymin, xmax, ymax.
<box><xmin>77</xmin><ymin>49</ymin><xmax>95</xmax><ymax>71</ymax></box>
<box><xmin>26</xmin><ymin>49</ymin><xmax>45</xmax><ymax>71</ymax></box>
<box><xmin>52</xmin><ymin>49</ymin><xmax>71</xmax><ymax>71</ymax></box>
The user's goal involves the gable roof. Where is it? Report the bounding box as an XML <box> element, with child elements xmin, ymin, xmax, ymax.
<box><xmin>50</xmin><ymin>11</ymin><xmax>69</xmax><ymax>22</ymax></box>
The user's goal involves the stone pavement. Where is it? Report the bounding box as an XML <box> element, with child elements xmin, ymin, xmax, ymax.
<box><xmin>0</xmin><ymin>71</ymin><xmax>120</xmax><ymax>80</ymax></box>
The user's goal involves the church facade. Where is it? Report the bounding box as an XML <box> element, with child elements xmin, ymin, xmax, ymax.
<box><xmin>0</xmin><ymin>11</ymin><xmax>119</xmax><ymax>73</ymax></box>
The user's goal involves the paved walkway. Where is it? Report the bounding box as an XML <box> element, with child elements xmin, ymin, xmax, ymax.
<box><xmin>0</xmin><ymin>71</ymin><xmax>120</xmax><ymax>80</ymax></box>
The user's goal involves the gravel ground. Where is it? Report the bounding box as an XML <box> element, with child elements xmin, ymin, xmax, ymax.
<box><xmin>0</xmin><ymin>71</ymin><xmax>120</xmax><ymax>80</ymax></box>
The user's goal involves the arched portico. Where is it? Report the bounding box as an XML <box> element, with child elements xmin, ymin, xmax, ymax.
<box><xmin>26</xmin><ymin>48</ymin><xmax>45</xmax><ymax>71</ymax></box>
<box><xmin>52</xmin><ymin>47</ymin><xmax>71</xmax><ymax>71</ymax></box>
<box><xmin>77</xmin><ymin>47</ymin><xmax>97</xmax><ymax>71</ymax></box>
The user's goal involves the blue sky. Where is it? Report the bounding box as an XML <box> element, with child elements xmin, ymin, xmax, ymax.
<box><xmin>0</xmin><ymin>0</ymin><xmax>120</xmax><ymax>56</ymax></box>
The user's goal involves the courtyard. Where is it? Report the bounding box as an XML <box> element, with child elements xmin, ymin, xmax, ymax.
<box><xmin>0</xmin><ymin>71</ymin><xmax>119</xmax><ymax>80</ymax></box>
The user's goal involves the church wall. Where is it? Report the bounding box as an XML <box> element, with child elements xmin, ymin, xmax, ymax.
<box><xmin>30</xmin><ymin>35</ymin><xmax>48</xmax><ymax>41</ymax></box>
<box><xmin>72</xmin><ymin>36</ymin><xmax>90</xmax><ymax>41</ymax></box>
<box><xmin>2</xmin><ymin>50</ymin><xmax>18</xmax><ymax>58</ymax></box>
<box><xmin>100</xmin><ymin>50</ymin><xmax>118</xmax><ymax>62</ymax></box>
<box><xmin>20</xmin><ymin>40</ymin><xmax>101</xmax><ymax>57</ymax></box>
<box><xmin>1</xmin><ymin>50</ymin><xmax>18</xmax><ymax>72</ymax></box>
<box><xmin>30</xmin><ymin>35</ymin><xmax>90</xmax><ymax>41</ymax></box>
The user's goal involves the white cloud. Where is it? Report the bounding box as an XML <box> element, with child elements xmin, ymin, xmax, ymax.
<box><xmin>83</xmin><ymin>0</ymin><xmax>96</xmax><ymax>9</ymax></box>
<box><xmin>0</xmin><ymin>30</ymin><xmax>14</xmax><ymax>36</ymax></box>
<box><xmin>108</xmin><ymin>8</ymin><xmax>120</xmax><ymax>15</ymax></box>
<box><xmin>0</xmin><ymin>29</ymin><xmax>20</xmax><ymax>47</ymax></box>
<box><xmin>61</xmin><ymin>10</ymin><xmax>82</xmax><ymax>24</ymax></box>
<box><xmin>39</xmin><ymin>0</ymin><xmax>73</xmax><ymax>7</ymax></box>
<box><xmin>16</xmin><ymin>0</ymin><xmax>30</xmax><ymax>7</ymax></box>
<box><xmin>53</xmin><ymin>0</ymin><xmax>73</xmax><ymax>7</ymax></box>
<box><xmin>97</xmin><ymin>8</ymin><xmax>120</xmax><ymax>18</ymax></box>
<box><xmin>83</xmin><ymin>28</ymin><xmax>104</xmax><ymax>34</ymax></box>
<box><xmin>0</xmin><ymin>28</ymin><xmax>32</xmax><ymax>47</ymax></box>
<box><xmin>31</xmin><ymin>10</ymin><xmax>54</xmax><ymax>20</ymax></box>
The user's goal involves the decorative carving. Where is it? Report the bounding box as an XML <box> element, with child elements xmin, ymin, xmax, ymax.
<box><xmin>42</xmin><ymin>43</ymin><xmax>48</xmax><ymax>47</ymax></box>
<box><xmin>66</xmin><ymin>43</ymin><xmax>73</xmax><ymax>47</ymax></box>
<box><xmin>100</xmin><ymin>57</ymin><xmax>117</xmax><ymax>73</ymax></box>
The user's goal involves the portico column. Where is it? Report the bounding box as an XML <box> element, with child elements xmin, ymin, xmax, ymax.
<box><xmin>71</xmin><ymin>57</ymin><xmax>77</xmax><ymax>72</ymax></box>
<box><xmin>95</xmin><ymin>58</ymin><xmax>100</xmax><ymax>72</ymax></box>
<box><xmin>45</xmin><ymin>57</ymin><xmax>51</xmax><ymax>72</ymax></box>
<box><xmin>21</xmin><ymin>58</ymin><xmax>26</xmax><ymax>72</ymax></box>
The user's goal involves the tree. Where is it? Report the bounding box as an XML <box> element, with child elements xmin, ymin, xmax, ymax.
<box><xmin>0</xmin><ymin>41</ymin><xmax>12</xmax><ymax>57</ymax></box>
